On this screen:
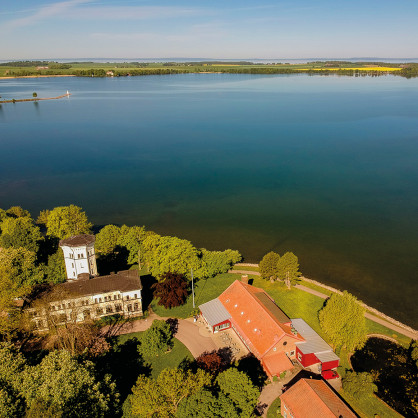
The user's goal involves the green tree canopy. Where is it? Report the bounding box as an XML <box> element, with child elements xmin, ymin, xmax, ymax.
<box><xmin>319</xmin><ymin>291</ymin><xmax>367</xmax><ymax>352</ymax></box>
<box><xmin>0</xmin><ymin>248</ymin><xmax>44</xmax><ymax>338</ymax></box>
<box><xmin>0</xmin><ymin>216</ymin><xmax>43</xmax><ymax>253</ymax></box>
<box><xmin>176</xmin><ymin>389</ymin><xmax>238</xmax><ymax>418</ymax></box>
<box><xmin>201</xmin><ymin>249</ymin><xmax>242</xmax><ymax>277</ymax></box>
<box><xmin>45</xmin><ymin>250</ymin><xmax>67</xmax><ymax>284</ymax></box>
<box><xmin>259</xmin><ymin>251</ymin><xmax>280</xmax><ymax>281</ymax></box>
<box><xmin>0</xmin><ymin>208</ymin><xmax>7</xmax><ymax>222</ymax></box>
<box><xmin>129</xmin><ymin>368</ymin><xmax>210</xmax><ymax>418</ymax></box>
<box><xmin>142</xmin><ymin>234</ymin><xmax>207</xmax><ymax>279</ymax></box>
<box><xmin>46</xmin><ymin>205</ymin><xmax>92</xmax><ymax>239</ymax></box>
<box><xmin>276</xmin><ymin>251</ymin><xmax>301</xmax><ymax>288</ymax></box>
<box><xmin>216</xmin><ymin>368</ymin><xmax>259</xmax><ymax>418</ymax></box>
<box><xmin>342</xmin><ymin>371</ymin><xmax>377</xmax><ymax>400</ymax></box>
<box><xmin>20</xmin><ymin>350</ymin><xmax>119</xmax><ymax>417</ymax></box>
<box><xmin>95</xmin><ymin>225</ymin><xmax>121</xmax><ymax>254</ymax></box>
<box><xmin>5</xmin><ymin>206</ymin><xmax>31</xmax><ymax>218</ymax></box>
<box><xmin>138</xmin><ymin>320</ymin><xmax>173</xmax><ymax>358</ymax></box>
<box><xmin>117</xmin><ymin>225</ymin><xmax>147</xmax><ymax>265</ymax></box>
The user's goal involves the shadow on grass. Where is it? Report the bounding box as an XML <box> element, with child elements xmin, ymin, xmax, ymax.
<box><xmin>139</xmin><ymin>274</ymin><xmax>157</xmax><ymax>312</ymax></box>
<box><xmin>94</xmin><ymin>338</ymin><xmax>151</xmax><ymax>402</ymax></box>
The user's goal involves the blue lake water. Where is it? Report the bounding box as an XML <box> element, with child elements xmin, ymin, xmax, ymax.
<box><xmin>1</xmin><ymin>74</ymin><xmax>417</xmax><ymax>327</ymax></box>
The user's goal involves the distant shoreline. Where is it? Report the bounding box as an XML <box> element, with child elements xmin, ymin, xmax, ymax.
<box><xmin>0</xmin><ymin>74</ymin><xmax>76</xmax><ymax>80</ymax></box>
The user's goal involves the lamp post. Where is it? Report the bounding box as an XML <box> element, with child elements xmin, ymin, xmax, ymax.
<box><xmin>191</xmin><ymin>268</ymin><xmax>195</xmax><ymax>309</ymax></box>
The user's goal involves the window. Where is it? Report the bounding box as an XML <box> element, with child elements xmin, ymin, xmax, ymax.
<box><xmin>290</xmin><ymin>350</ymin><xmax>295</xmax><ymax>356</ymax></box>
<box><xmin>283</xmin><ymin>341</ymin><xmax>287</xmax><ymax>346</ymax></box>
<box><xmin>126</xmin><ymin>295</ymin><xmax>130</xmax><ymax>300</ymax></box>
<box><xmin>134</xmin><ymin>303</ymin><xmax>139</xmax><ymax>311</ymax></box>
<box><xmin>72</xmin><ymin>263</ymin><xmax>74</xmax><ymax>268</ymax></box>
<box><xmin>99</xmin><ymin>297</ymin><xmax>102</xmax><ymax>303</ymax></box>
<box><xmin>127</xmin><ymin>304</ymin><xmax>132</xmax><ymax>312</ymax></box>
<box><xmin>298</xmin><ymin>353</ymin><xmax>302</xmax><ymax>362</ymax></box>
<box><xmin>134</xmin><ymin>293</ymin><xmax>138</xmax><ymax>299</ymax></box>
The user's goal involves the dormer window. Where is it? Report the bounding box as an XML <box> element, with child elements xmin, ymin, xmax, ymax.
<box><xmin>234</xmin><ymin>304</ymin><xmax>238</xmax><ymax>308</ymax></box>
<box><xmin>247</xmin><ymin>319</ymin><xmax>251</xmax><ymax>323</ymax></box>
<box><xmin>254</xmin><ymin>328</ymin><xmax>258</xmax><ymax>332</ymax></box>
<box><xmin>240</xmin><ymin>311</ymin><xmax>244</xmax><ymax>315</ymax></box>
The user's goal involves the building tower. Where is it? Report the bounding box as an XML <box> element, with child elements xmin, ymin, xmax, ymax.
<box><xmin>59</xmin><ymin>234</ymin><xmax>98</xmax><ymax>281</ymax></box>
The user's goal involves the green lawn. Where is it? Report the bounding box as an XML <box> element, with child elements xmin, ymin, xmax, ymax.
<box><xmin>365</xmin><ymin>319</ymin><xmax>411</xmax><ymax>348</ymax></box>
<box><xmin>267</xmin><ymin>396</ymin><xmax>283</xmax><ymax>418</ymax></box>
<box><xmin>116</xmin><ymin>331</ymin><xmax>193</xmax><ymax>379</ymax></box>
<box><xmin>149</xmin><ymin>273</ymin><xmax>237</xmax><ymax>318</ymax></box>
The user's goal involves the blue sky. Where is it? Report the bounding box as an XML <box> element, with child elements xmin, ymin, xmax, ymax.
<box><xmin>1</xmin><ymin>0</ymin><xmax>417</xmax><ymax>60</ymax></box>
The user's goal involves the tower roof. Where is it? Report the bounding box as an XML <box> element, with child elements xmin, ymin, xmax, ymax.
<box><xmin>59</xmin><ymin>234</ymin><xmax>95</xmax><ymax>247</ymax></box>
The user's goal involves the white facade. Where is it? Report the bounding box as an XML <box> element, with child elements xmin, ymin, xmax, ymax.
<box><xmin>60</xmin><ymin>240</ymin><xmax>98</xmax><ymax>280</ymax></box>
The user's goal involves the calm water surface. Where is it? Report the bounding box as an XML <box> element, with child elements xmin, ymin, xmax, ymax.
<box><xmin>1</xmin><ymin>74</ymin><xmax>417</xmax><ymax>327</ymax></box>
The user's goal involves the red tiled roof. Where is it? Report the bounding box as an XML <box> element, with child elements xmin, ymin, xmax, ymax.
<box><xmin>280</xmin><ymin>379</ymin><xmax>356</xmax><ymax>418</ymax></box>
<box><xmin>262</xmin><ymin>351</ymin><xmax>294</xmax><ymax>377</ymax></box>
<box><xmin>218</xmin><ymin>280</ymin><xmax>303</xmax><ymax>358</ymax></box>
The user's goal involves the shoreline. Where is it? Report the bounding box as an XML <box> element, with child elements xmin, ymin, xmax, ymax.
<box><xmin>0</xmin><ymin>74</ymin><xmax>76</xmax><ymax>80</ymax></box>
<box><xmin>233</xmin><ymin>263</ymin><xmax>418</xmax><ymax>338</ymax></box>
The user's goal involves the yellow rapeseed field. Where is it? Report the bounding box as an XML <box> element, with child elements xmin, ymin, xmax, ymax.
<box><xmin>299</xmin><ymin>67</ymin><xmax>402</xmax><ymax>72</ymax></box>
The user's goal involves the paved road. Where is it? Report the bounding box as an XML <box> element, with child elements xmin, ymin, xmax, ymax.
<box><xmin>228</xmin><ymin>270</ymin><xmax>417</xmax><ymax>340</ymax></box>
<box><xmin>108</xmin><ymin>313</ymin><xmax>216</xmax><ymax>358</ymax></box>
<box><xmin>258</xmin><ymin>382</ymin><xmax>283</xmax><ymax>417</ymax></box>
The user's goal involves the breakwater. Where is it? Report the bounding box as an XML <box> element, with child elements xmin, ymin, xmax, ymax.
<box><xmin>0</xmin><ymin>92</ymin><xmax>71</xmax><ymax>104</ymax></box>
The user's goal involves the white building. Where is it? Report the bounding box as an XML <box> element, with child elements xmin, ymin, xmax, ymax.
<box><xmin>59</xmin><ymin>234</ymin><xmax>98</xmax><ymax>280</ymax></box>
<box><xmin>29</xmin><ymin>270</ymin><xmax>143</xmax><ymax>331</ymax></box>
<box><xmin>28</xmin><ymin>234</ymin><xmax>143</xmax><ymax>331</ymax></box>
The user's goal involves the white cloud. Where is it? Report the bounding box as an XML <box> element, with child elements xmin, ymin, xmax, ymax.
<box><xmin>1</xmin><ymin>0</ymin><xmax>91</xmax><ymax>30</ymax></box>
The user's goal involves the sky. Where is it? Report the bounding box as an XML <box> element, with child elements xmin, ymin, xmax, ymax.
<box><xmin>1</xmin><ymin>0</ymin><xmax>417</xmax><ymax>60</ymax></box>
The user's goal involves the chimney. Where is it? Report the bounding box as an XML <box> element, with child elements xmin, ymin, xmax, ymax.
<box><xmin>241</xmin><ymin>274</ymin><xmax>249</xmax><ymax>284</ymax></box>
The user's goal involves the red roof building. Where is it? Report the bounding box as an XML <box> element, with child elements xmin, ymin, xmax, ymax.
<box><xmin>199</xmin><ymin>280</ymin><xmax>305</xmax><ymax>378</ymax></box>
<box><xmin>280</xmin><ymin>378</ymin><xmax>357</xmax><ymax>418</ymax></box>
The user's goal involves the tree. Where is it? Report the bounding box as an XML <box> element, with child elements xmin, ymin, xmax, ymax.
<box><xmin>95</xmin><ymin>225</ymin><xmax>121</xmax><ymax>254</ymax></box>
<box><xmin>411</xmin><ymin>340</ymin><xmax>418</xmax><ymax>368</ymax></box>
<box><xmin>36</xmin><ymin>209</ymin><xmax>50</xmax><ymax>227</ymax></box>
<box><xmin>117</xmin><ymin>225</ymin><xmax>147</xmax><ymax>265</ymax></box>
<box><xmin>342</xmin><ymin>371</ymin><xmax>377</xmax><ymax>400</ymax></box>
<box><xmin>45</xmin><ymin>250</ymin><xmax>66</xmax><ymax>284</ymax></box>
<box><xmin>32</xmin><ymin>92</ymin><xmax>37</xmax><ymax>98</ymax></box>
<box><xmin>0</xmin><ymin>247</ymin><xmax>44</xmax><ymax>338</ymax></box>
<box><xmin>5</xmin><ymin>206</ymin><xmax>31</xmax><ymax>218</ymax></box>
<box><xmin>20</xmin><ymin>350</ymin><xmax>120</xmax><ymax>417</ymax></box>
<box><xmin>0</xmin><ymin>343</ymin><xmax>26</xmax><ymax>418</ymax></box>
<box><xmin>276</xmin><ymin>252</ymin><xmax>301</xmax><ymax>288</ymax></box>
<box><xmin>195</xmin><ymin>351</ymin><xmax>225</xmax><ymax>376</ymax></box>
<box><xmin>319</xmin><ymin>291</ymin><xmax>367</xmax><ymax>352</ymax></box>
<box><xmin>259</xmin><ymin>251</ymin><xmax>280</xmax><ymax>281</ymax></box>
<box><xmin>201</xmin><ymin>249</ymin><xmax>242</xmax><ymax>277</ymax></box>
<box><xmin>46</xmin><ymin>205</ymin><xmax>92</xmax><ymax>239</ymax></box>
<box><xmin>138</xmin><ymin>320</ymin><xmax>173</xmax><ymax>358</ymax></box>
<box><xmin>129</xmin><ymin>368</ymin><xmax>210</xmax><ymax>417</ymax></box>
<box><xmin>0</xmin><ymin>208</ymin><xmax>7</xmax><ymax>222</ymax></box>
<box><xmin>0</xmin><ymin>216</ymin><xmax>43</xmax><ymax>253</ymax></box>
<box><xmin>142</xmin><ymin>234</ymin><xmax>207</xmax><ymax>279</ymax></box>
<box><xmin>151</xmin><ymin>272</ymin><xmax>189</xmax><ymax>309</ymax></box>
<box><xmin>176</xmin><ymin>389</ymin><xmax>238</xmax><ymax>418</ymax></box>
<box><xmin>216</xmin><ymin>368</ymin><xmax>259</xmax><ymax>418</ymax></box>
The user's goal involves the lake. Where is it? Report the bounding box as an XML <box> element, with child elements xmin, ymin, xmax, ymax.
<box><xmin>1</xmin><ymin>73</ymin><xmax>417</xmax><ymax>327</ymax></box>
